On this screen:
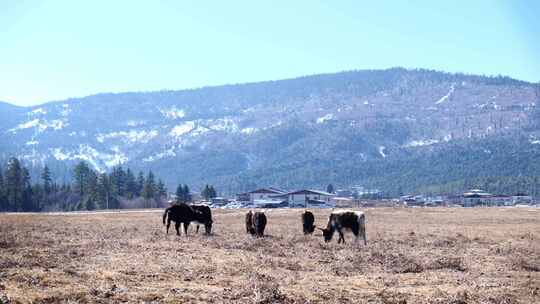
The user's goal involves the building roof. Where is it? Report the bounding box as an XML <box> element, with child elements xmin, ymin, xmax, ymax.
<box><xmin>245</xmin><ymin>187</ymin><xmax>286</xmax><ymax>195</ymax></box>
<box><xmin>463</xmin><ymin>189</ymin><xmax>491</xmax><ymax>197</ymax></box>
<box><xmin>281</xmin><ymin>189</ymin><xmax>335</xmax><ymax>196</ymax></box>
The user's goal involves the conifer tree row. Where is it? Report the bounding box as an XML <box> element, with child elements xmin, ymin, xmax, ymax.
<box><xmin>0</xmin><ymin>158</ymin><xmax>170</xmax><ymax>212</ymax></box>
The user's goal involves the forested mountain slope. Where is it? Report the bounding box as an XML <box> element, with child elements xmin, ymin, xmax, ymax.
<box><xmin>1</xmin><ymin>68</ymin><xmax>539</xmax><ymax>195</ymax></box>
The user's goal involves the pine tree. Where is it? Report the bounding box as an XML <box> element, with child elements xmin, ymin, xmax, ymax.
<box><xmin>142</xmin><ymin>171</ymin><xmax>156</xmax><ymax>207</ymax></box>
<box><xmin>110</xmin><ymin>166</ymin><xmax>126</xmax><ymax>197</ymax></box>
<box><xmin>41</xmin><ymin>165</ymin><xmax>52</xmax><ymax>195</ymax></box>
<box><xmin>125</xmin><ymin>168</ymin><xmax>137</xmax><ymax>199</ymax></box>
<box><xmin>31</xmin><ymin>183</ymin><xmax>44</xmax><ymax>211</ymax></box>
<box><xmin>175</xmin><ymin>184</ymin><xmax>185</xmax><ymax>203</ymax></box>
<box><xmin>40</xmin><ymin>165</ymin><xmax>52</xmax><ymax>209</ymax></box>
<box><xmin>85</xmin><ymin>170</ymin><xmax>98</xmax><ymax>209</ymax></box>
<box><xmin>97</xmin><ymin>173</ymin><xmax>112</xmax><ymax>209</ymax></box>
<box><xmin>201</xmin><ymin>184</ymin><xmax>216</xmax><ymax>200</ymax></box>
<box><xmin>0</xmin><ymin>167</ymin><xmax>6</xmax><ymax>211</ymax></box>
<box><xmin>72</xmin><ymin>161</ymin><xmax>90</xmax><ymax>197</ymax></box>
<box><xmin>326</xmin><ymin>184</ymin><xmax>334</xmax><ymax>194</ymax></box>
<box><xmin>21</xmin><ymin>167</ymin><xmax>34</xmax><ymax>211</ymax></box>
<box><xmin>209</xmin><ymin>185</ymin><xmax>217</xmax><ymax>199</ymax></box>
<box><xmin>201</xmin><ymin>184</ymin><xmax>210</xmax><ymax>200</ymax></box>
<box><xmin>136</xmin><ymin>171</ymin><xmax>145</xmax><ymax>197</ymax></box>
<box><xmin>5</xmin><ymin>158</ymin><xmax>24</xmax><ymax>211</ymax></box>
<box><xmin>183</xmin><ymin>184</ymin><xmax>191</xmax><ymax>202</ymax></box>
<box><xmin>156</xmin><ymin>179</ymin><xmax>167</xmax><ymax>199</ymax></box>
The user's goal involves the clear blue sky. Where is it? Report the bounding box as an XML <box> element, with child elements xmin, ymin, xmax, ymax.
<box><xmin>1</xmin><ymin>0</ymin><xmax>539</xmax><ymax>106</ymax></box>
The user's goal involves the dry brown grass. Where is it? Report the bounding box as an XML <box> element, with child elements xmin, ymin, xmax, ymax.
<box><xmin>0</xmin><ymin>207</ymin><xmax>539</xmax><ymax>303</ymax></box>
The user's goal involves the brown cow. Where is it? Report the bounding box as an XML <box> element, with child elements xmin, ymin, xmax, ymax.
<box><xmin>245</xmin><ymin>210</ymin><xmax>267</xmax><ymax>237</ymax></box>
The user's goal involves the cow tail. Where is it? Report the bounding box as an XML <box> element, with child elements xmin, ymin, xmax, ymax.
<box><xmin>163</xmin><ymin>207</ymin><xmax>169</xmax><ymax>225</ymax></box>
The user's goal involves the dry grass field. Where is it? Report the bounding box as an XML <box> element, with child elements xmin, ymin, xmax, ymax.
<box><xmin>0</xmin><ymin>207</ymin><xmax>539</xmax><ymax>303</ymax></box>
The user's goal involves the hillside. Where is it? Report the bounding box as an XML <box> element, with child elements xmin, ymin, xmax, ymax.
<box><xmin>1</xmin><ymin>68</ymin><xmax>539</xmax><ymax>195</ymax></box>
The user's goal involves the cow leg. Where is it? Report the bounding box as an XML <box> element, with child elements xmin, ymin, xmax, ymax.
<box><xmin>175</xmin><ymin>222</ymin><xmax>181</xmax><ymax>236</ymax></box>
<box><xmin>352</xmin><ymin>226</ymin><xmax>360</xmax><ymax>243</ymax></box>
<box><xmin>337</xmin><ymin>229</ymin><xmax>345</xmax><ymax>244</ymax></box>
<box><xmin>183</xmin><ymin>222</ymin><xmax>189</xmax><ymax>235</ymax></box>
<box><xmin>166</xmin><ymin>219</ymin><xmax>171</xmax><ymax>234</ymax></box>
<box><xmin>361</xmin><ymin>225</ymin><xmax>367</xmax><ymax>246</ymax></box>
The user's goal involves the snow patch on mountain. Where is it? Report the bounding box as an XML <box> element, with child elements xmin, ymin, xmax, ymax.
<box><xmin>530</xmin><ymin>136</ymin><xmax>540</xmax><ymax>145</ymax></box>
<box><xmin>403</xmin><ymin>139</ymin><xmax>439</xmax><ymax>147</ymax></box>
<box><xmin>190</xmin><ymin>125</ymin><xmax>210</xmax><ymax>137</ymax></box>
<box><xmin>103</xmin><ymin>152</ymin><xmax>128</xmax><ymax>168</ymax></box>
<box><xmin>316</xmin><ymin>113</ymin><xmax>334</xmax><ymax>124</ymax></box>
<box><xmin>474</xmin><ymin>101</ymin><xmax>500</xmax><ymax>110</ymax></box>
<box><xmin>435</xmin><ymin>84</ymin><xmax>455</xmax><ymax>104</ymax></box>
<box><xmin>9</xmin><ymin>119</ymin><xmax>40</xmax><ymax>132</ymax></box>
<box><xmin>241</xmin><ymin>127</ymin><xmax>258</xmax><ymax>134</ymax></box>
<box><xmin>9</xmin><ymin>118</ymin><xmax>67</xmax><ymax>133</ymax></box>
<box><xmin>31</xmin><ymin>108</ymin><xmax>47</xmax><ymax>115</ymax></box>
<box><xmin>143</xmin><ymin>146</ymin><xmax>176</xmax><ymax>162</ymax></box>
<box><xmin>207</xmin><ymin>118</ymin><xmax>238</xmax><ymax>132</ymax></box>
<box><xmin>160</xmin><ymin>106</ymin><xmax>185</xmax><ymax>119</ymax></box>
<box><xmin>96</xmin><ymin>130</ymin><xmax>158</xmax><ymax>144</ymax></box>
<box><xmin>126</xmin><ymin>120</ymin><xmax>145</xmax><ymax>127</ymax></box>
<box><xmin>59</xmin><ymin>104</ymin><xmax>71</xmax><ymax>117</ymax></box>
<box><xmin>48</xmin><ymin>120</ymin><xmax>67</xmax><ymax>130</ymax></box>
<box><xmin>170</xmin><ymin>121</ymin><xmax>195</xmax><ymax>137</ymax></box>
<box><xmin>51</xmin><ymin>145</ymin><xmax>128</xmax><ymax>171</ymax></box>
<box><xmin>379</xmin><ymin>146</ymin><xmax>387</xmax><ymax>158</ymax></box>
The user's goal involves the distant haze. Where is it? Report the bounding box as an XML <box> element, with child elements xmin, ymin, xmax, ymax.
<box><xmin>1</xmin><ymin>0</ymin><xmax>539</xmax><ymax>106</ymax></box>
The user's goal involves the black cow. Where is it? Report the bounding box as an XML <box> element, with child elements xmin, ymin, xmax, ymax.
<box><xmin>319</xmin><ymin>210</ymin><xmax>367</xmax><ymax>245</ymax></box>
<box><xmin>245</xmin><ymin>211</ymin><xmax>267</xmax><ymax>237</ymax></box>
<box><xmin>162</xmin><ymin>203</ymin><xmax>213</xmax><ymax>235</ymax></box>
<box><xmin>190</xmin><ymin>204</ymin><xmax>213</xmax><ymax>234</ymax></box>
<box><xmin>301</xmin><ymin>210</ymin><xmax>315</xmax><ymax>235</ymax></box>
<box><xmin>245</xmin><ymin>210</ymin><xmax>254</xmax><ymax>234</ymax></box>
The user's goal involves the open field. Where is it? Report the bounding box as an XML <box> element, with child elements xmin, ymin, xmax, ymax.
<box><xmin>1</xmin><ymin>208</ymin><xmax>539</xmax><ymax>303</ymax></box>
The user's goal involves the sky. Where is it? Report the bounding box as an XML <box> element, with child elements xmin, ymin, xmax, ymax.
<box><xmin>1</xmin><ymin>0</ymin><xmax>539</xmax><ymax>107</ymax></box>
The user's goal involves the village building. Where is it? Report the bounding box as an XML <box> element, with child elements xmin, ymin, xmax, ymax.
<box><xmin>236</xmin><ymin>187</ymin><xmax>286</xmax><ymax>203</ymax></box>
<box><xmin>273</xmin><ymin>189</ymin><xmax>335</xmax><ymax>207</ymax></box>
<box><xmin>210</xmin><ymin>197</ymin><xmax>231</xmax><ymax>206</ymax></box>
<box><xmin>335</xmin><ymin>189</ymin><xmax>353</xmax><ymax>198</ymax></box>
<box><xmin>400</xmin><ymin>195</ymin><xmax>426</xmax><ymax>207</ymax></box>
<box><xmin>331</xmin><ymin>196</ymin><xmax>354</xmax><ymax>207</ymax></box>
<box><xmin>512</xmin><ymin>193</ymin><xmax>533</xmax><ymax>205</ymax></box>
<box><xmin>462</xmin><ymin>189</ymin><xmax>492</xmax><ymax>206</ymax></box>
<box><xmin>487</xmin><ymin>195</ymin><xmax>513</xmax><ymax>206</ymax></box>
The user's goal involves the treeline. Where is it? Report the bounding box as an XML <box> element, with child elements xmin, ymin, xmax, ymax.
<box><xmin>0</xmin><ymin>158</ymin><xmax>169</xmax><ymax>212</ymax></box>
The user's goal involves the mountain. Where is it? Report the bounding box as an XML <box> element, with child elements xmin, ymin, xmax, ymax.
<box><xmin>1</xmin><ymin>68</ymin><xmax>539</xmax><ymax>195</ymax></box>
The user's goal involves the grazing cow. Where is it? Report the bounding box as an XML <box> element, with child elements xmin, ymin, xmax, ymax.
<box><xmin>162</xmin><ymin>203</ymin><xmax>213</xmax><ymax>235</ymax></box>
<box><xmin>319</xmin><ymin>210</ymin><xmax>367</xmax><ymax>245</ymax></box>
<box><xmin>245</xmin><ymin>210</ymin><xmax>254</xmax><ymax>234</ymax></box>
<box><xmin>301</xmin><ymin>210</ymin><xmax>315</xmax><ymax>235</ymax></box>
<box><xmin>245</xmin><ymin>211</ymin><xmax>267</xmax><ymax>237</ymax></box>
<box><xmin>190</xmin><ymin>204</ymin><xmax>213</xmax><ymax>234</ymax></box>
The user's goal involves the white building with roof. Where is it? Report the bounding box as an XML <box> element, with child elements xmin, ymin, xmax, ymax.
<box><xmin>274</xmin><ymin>189</ymin><xmax>335</xmax><ymax>207</ymax></box>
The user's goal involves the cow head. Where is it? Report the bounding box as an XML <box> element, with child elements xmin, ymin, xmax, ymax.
<box><xmin>317</xmin><ymin>227</ymin><xmax>334</xmax><ymax>242</ymax></box>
